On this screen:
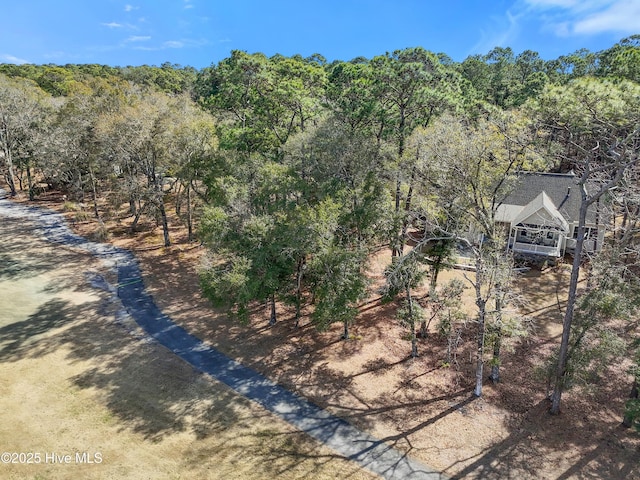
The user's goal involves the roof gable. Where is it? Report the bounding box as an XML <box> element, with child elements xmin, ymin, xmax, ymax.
<box><xmin>499</xmin><ymin>172</ymin><xmax>598</xmax><ymax>224</ymax></box>
<box><xmin>513</xmin><ymin>191</ymin><xmax>569</xmax><ymax>231</ymax></box>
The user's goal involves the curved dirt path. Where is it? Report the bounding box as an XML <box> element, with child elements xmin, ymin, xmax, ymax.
<box><xmin>0</xmin><ymin>194</ymin><xmax>446</xmax><ymax>480</ymax></box>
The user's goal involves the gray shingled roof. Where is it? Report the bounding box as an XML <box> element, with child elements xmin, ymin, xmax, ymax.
<box><xmin>499</xmin><ymin>172</ymin><xmax>599</xmax><ymax>224</ymax></box>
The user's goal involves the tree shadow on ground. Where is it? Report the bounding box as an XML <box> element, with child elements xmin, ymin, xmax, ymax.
<box><xmin>0</xmin><ymin>292</ymin><xmax>244</xmax><ymax>441</ymax></box>
<box><xmin>133</xmin><ymin>242</ymin><xmax>640</xmax><ymax>479</ymax></box>
<box><xmin>0</xmin><ymin>220</ymin><xmax>84</xmax><ymax>283</ymax></box>
<box><xmin>0</xmin><ymin>231</ymin><xmax>381</xmax><ymax>478</ymax></box>
<box><xmin>1</xmin><ymin>197</ymin><xmax>387</xmax><ymax>479</ymax></box>
<box><xmin>442</xmin><ymin>264</ymin><xmax>640</xmax><ymax>480</ymax></box>
<box><xmin>446</xmin><ymin>401</ymin><xmax>639</xmax><ymax>480</ymax></box>
<box><xmin>14</xmin><ymin>198</ymin><xmax>639</xmax><ymax>479</ymax></box>
<box><xmin>1</xmin><ymin>292</ymin><xmax>376</xmax><ymax>478</ymax></box>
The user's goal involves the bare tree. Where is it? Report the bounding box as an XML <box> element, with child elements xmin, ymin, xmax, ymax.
<box><xmin>531</xmin><ymin>78</ymin><xmax>640</xmax><ymax>414</ymax></box>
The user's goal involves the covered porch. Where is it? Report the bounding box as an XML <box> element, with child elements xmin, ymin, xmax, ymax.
<box><xmin>501</xmin><ymin>191</ymin><xmax>570</xmax><ymax>258</ymax></box>
<box><xmin>509</xmin><ymin>225</ymin><xmax>565</xmax><ymax>257</ymax></box>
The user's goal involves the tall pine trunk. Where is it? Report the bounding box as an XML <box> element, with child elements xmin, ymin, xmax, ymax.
<box><xmin>26</xmin><ymin>164</ymin><xmax>34</xmax><ymax>201</ymax></box>
<box><xmin>406</xmin><ymin>283</ymin><xmax>418</xmax><ymax>358</ymax></box>
<box><xmin>159</xmin><ymin>200</ymin><xmax>171</xmax><ymax>247</ymax></box>
<box><xmin>489</xmin><ymin>288</ymin><xmax>503</xmax><ymax>383</ymax></box>
<box><xmin>474</xmin><ymin>254</ymin><xmax>487</xmax><ymax>397</ymax></box>
<box><xmin>89</xmin><ymin>166</ymin><xmax>100</xmax><ymax>220</ymax></box>
<box><xmin>342</xmin><ymin>320</ymin><xmax>350</xmax><ymax>340</ymax></box>
<box><xmin>130</xmin><ymin>201</ymin><xmax>146</xmax><ymax>233</ymax></box>
<box><xmin>398</xmin><ymin>165</ymin><xmax>417</xmax><ymax>256</ymax></box>
<box><xmin>152</xmin><ymin>173</ymin><xmax>171</xmax><ymax>247</ymax></box>
<box><xmin>186</xmin><ymin>182</ymin><xmax>193</xmax><ymax>242</ymax></box>
<box><xmin>419</xmin><ymin>319</ymin><xmax>428</xmax><ymax>339</ymax></box>
<box><xmin>392</xmin><ymin>175</ymin><xmax>402</xmax><ymax>259</ymax></box>
<box><xmin>3</xmin><ymin>148</ymin><xmax>17</xmax><ymax>196</ymax></box>
<box><xmin>489</xmin><ymin>327</ymin><xmax>502</xmax><ymax>383</ymax></box>
<box><xmin>175</xmin><ymin>181</ymin><xmax>183</xmax><ymax>216</ymax></box>
<box><xmin>420</xmin><ymin>263</ymin><xmax>441</xmax><ymax>339</ymax></box>
<box><xmin>550</xmin><ymin>198</ymin><xmax>589</xmax><ymax>414</ymax></box>
<box><xmin>269</xmin><ymin>294</ymin><xmax>277</xmax><ymax>326</ymax></box>
<box><xmin>294</xmin><ymin>257</ymin><xmax>304</xmax><ymax>328</ymax></box>
<box><xmin>474</xmin><ymin>303</ymin><xmax>486</xmax><ymax>397</ymax></box>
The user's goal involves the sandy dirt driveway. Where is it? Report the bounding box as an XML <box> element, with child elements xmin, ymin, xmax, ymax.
<box><xmin>0</xmin><ymin>210</ymin><xmax>376</xmax><ymax>479</ymax></box>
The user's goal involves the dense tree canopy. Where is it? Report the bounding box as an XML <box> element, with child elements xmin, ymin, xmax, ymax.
<box><xmin>1</xmin><ymin>35</ymin><xmax>639</xmax><ymax>420</ymax></box>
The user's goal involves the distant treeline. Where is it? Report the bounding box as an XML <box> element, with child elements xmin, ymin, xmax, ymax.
<box><xmin>0</xmin><ymin>34</ymin><xmax>637</xmax><ymax>103</ymax></box>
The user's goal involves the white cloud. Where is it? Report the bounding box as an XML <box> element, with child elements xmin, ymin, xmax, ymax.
<box><xmin>468</xmin><ymin>0</ymin><xmax>636</xmax><ymax>56</ymax></box>
<box><xmin>553</xmin><ymin>21</ymin><xmax>571</xmax><ymax>36</ymax></box>
<box><xmin>132</xmin><ymin>38</ymin><xmax>209</xmax><ymax>52</ymax></box>
<box><xmin>0</xmin><ymin>54</ymin><xmax>29</xmax><ymax>64</ymax></box>
<box><xmin>126</xmin><ymin>35</ymin><xmax>151</xmax><ymax>42</ymax></box>
<box><xmin>523</xmin><ymin>0</ymin><xmax>640</xmax><ymax>36</ymax></box>
<box><xmin>101</xmin><ymin>21</ymin><xmax>138</xmax><ymax>31</ymax></box>
<box><xmin>525</xmin><ymin>0</ymin><xmax>614</xmax><ymax>11</ymax></box>
<box><xmin>573</xmin><ymin>0</ymin><xmax>640</xmax><ymax>34</ymax></box>
<box><xmin>469</xmin><ymin>10</ymin><xmax>523</xmax><ymax>55</ymax></box>
<box><xmin>525</xmin><ymin>0</ymin><xmax>580</xmax><ymax>7</ymax></box>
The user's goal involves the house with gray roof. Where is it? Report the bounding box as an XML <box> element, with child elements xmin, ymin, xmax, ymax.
<box><xmin>495</xmin><ymin>172</ymin><xmax>605</xmax><ymax>257</ymax></box>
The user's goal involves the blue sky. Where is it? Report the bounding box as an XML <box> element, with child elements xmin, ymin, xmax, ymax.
<box><xmin>1</xmin><ymin>1</ymin><xmax>638</xmax><ymax>68</ymax></box>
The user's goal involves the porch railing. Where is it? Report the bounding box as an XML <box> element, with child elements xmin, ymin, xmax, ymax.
<box><xmin>511</xmin><ymin>241</ymin><xmax>561</xmax><ymax>257</ymax></box>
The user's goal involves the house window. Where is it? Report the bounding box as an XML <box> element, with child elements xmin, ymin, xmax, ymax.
<box><xmin>573</xmin><ymin>227</ymin><xmax>594</xmax><ymax>239</ymax></box>
<box><xmin>547</xmin><ymin>231</ymin><xmax>555</xmax><ymax>239</ymax></box>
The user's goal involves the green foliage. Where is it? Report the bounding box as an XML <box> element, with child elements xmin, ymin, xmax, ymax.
<box><xmin>199</xmin><ymin>254</ymin><xmax>252</xmax><ymax>322</ymax></box>
<box><xmin>548</xmin><ymin>257</ymin><xmax>640</xmax><ymax>393</ymax></box>
<box><xmin>533</xmin><ymin>78</ymin><xmax>640</xmax><ymax>133</ymax></box>
<box><xmin>597</xmin><ymin>35</ymin><xmax>640</xmax><ymax>83</ymax></box>
<box><xmin>370</xmin><ymin>47</ymin><xmax>465</xmax><ymax>145</ymax></box>
<box><xmin>625</xmin><ymin>360</ymin><xmax>640</xmax><ymax>432</ymax></box>
<box><xmin>2</xmin><ymin>42</ymin><xmax>639</xmax><ymax>411</ymax></box>
<box><xmin>199</xmin><ymin>200</ymin><xmax>294</xmax><ymax>322</ymax></box>
<box><xmin>199</xmin><ymin>50</ymin><xmax>327</xmax><ymax>158</ymax></box>
<box><xmin>529</xmin><ymin>77</ymin><xmax>640</xmax><ymax>178</ymax></box>
<box><xmin>199</xmin><ymin>206</ymin><xmax>230</xmax><ymax>249</ymax></box>
<box><xmin>435</xmin><ymin>280</ymin><xmax>467</xmax><ymax>335</ymax></box>
<box><xmin>486</xmin><ymin>313</ymin><xmax>530</xmax><ymax>349</ymax></box>
<box><xmin>382</xmin><ymin>252</ymin><xmax>427</xmax><ymax>301</ymax></box>
<box><xmin>0</xmin><ymin>63</ymin><xmax>195</xmax><ymax>97</ymax></box>
<box><xmin>396</xmin><ymin>299</ymin><xmax>425</xmax><ymax>328</ymax></box>
<box><xmin>563</xmin><ymin>328</ymin><xmax>626</xmax><ymax>390</ymax></box>
<box><xmin>310</xmin><ymin>247</ymin><xmax>368</xmax><ymax>332</ymax></box>
<box><xmin>459</xmin><ymin>47</ymin><xmax>548</xmax><ymax>108</ymax></box>
<box><xmin>545</xmin><ymin>48</ymin><xmax>598</xmax><ymax>83</ymax></box>
<box><xmin>327</xmin><ymin>61</ymin><xmax>377</xmax><ymax>133</ymax></box>
<box><xmin>625</xmin><ymin>397</ymin><xmax>640</xmax><ymax>432</ymax></box>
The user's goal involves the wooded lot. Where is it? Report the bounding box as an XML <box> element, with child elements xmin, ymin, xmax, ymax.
<box><xmin>1</xmin><ymin>36</ymin><xmax>640</xmax><ymax>438</ymax></box>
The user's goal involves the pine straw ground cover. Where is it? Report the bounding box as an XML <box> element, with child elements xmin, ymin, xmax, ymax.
<box><xmin>0</xmin><ymin>199</ymin><xmax>375</xmax><ymax>480</ymax></box>
<box><xmin>16</xmin><ymin>190</ymin><xmax>640</xmax><ymax>479</ymax></box>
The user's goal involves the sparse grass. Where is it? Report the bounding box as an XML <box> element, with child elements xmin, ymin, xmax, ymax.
<box><xmin>89</xmin><ymin>221</ymin><xmax>110</xmax><ymax>242</ymax></box>
<box><xmin>74</xmin><ymin>209</ymin><xmax>91</xmax><ymax>223</ymax></box>
<box><xmin>0</xmin><ymin>213</ymin><xmax>377</xmax><ymax>480</ymax></box>
<box><xmin>62</xmin><ymin>200</ymin><xmax>79</xmax><ymax>212</ymax></box>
